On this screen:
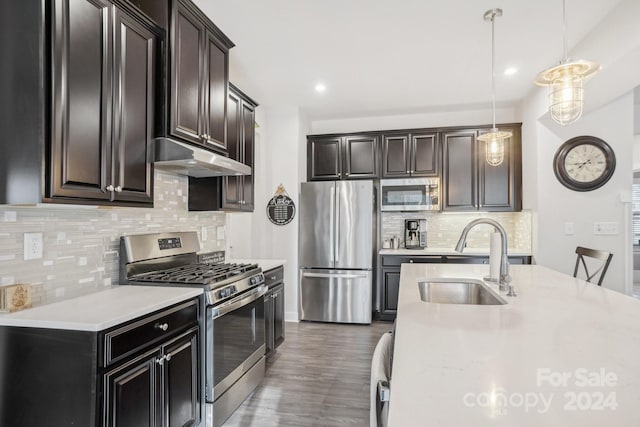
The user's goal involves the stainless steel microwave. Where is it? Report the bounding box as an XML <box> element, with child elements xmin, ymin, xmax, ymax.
<box><xmin>380</xmin><ymin>178</ymin><xmax>439</xmax><ymax>211</ymax></box>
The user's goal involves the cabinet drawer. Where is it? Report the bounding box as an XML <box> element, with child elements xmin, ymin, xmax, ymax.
<box><xmin>264</xmin><ymin>265</ymin><xmax>284</xmax><ymax>288</ymax></box>
<box><xmin>102</xmin><ymin>298</ymin><xmax>199</xmax><ymax>367</ymax></box>
<box><xmin>381</xmin><ymin>255</ymin><xmax>443</xmax><ymax>267</ymax></box>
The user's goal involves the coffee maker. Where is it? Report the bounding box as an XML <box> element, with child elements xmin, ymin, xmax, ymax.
<box><xmin>404</xmin><ymin>219</ymin><xmax>427</xmax><ymax>249</ymax></box>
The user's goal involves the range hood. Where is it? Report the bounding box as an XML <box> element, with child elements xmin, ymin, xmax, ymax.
<box><xmin>153</xmin><ymin>138</ymin><xmax>250</xmax><ymax>177</ymax></box>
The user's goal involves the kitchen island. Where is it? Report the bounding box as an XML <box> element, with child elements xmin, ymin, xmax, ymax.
<box><xmin>389</xmin><ymin>264</ymin><xmax>640</xmax><ymax>426</ymax></box>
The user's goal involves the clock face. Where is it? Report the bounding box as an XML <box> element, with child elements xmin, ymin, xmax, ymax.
<box><xmin>553</xmin><ymin>136</ymin><xmax>615</xmax><ymax>192</ymax></box>
<box><xmin>563</xmin><ymin>144</ymin><xmax>607</xmax><ymax>183</ymax></box>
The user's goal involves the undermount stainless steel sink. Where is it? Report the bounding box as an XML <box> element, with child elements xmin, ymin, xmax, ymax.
<box><xmin>418</xmin><ymin>278</ymin><xmax>507</xmax><ymax>305</ymax></box>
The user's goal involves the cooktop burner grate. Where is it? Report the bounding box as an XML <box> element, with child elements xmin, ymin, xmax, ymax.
<box><xmin>131</xmin><ymin>262</ymin><xmax>259</xmax><ymax>286</ymax></box>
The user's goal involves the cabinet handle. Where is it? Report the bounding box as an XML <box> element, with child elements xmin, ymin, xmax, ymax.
<box><xmin>345</xmin><ymin>172</ymin><xmax>350</xmax><ymax>176</ymax></box>
<box><xmin>155</xmin><ymin>323</ymin><xmax>169</xmax><ymax>332</ymax></box>
<box><xmin>165</xmin><ymin>353</ymin><xmax>172</xmax><ymax>362</ymax></box>
<box><xmin>406</xmin><ymin>170</ymin><xmax>410</xmax><ymax>173</ymax></box>
<box><xmin>270</xmin><ymin>276</ymin><xmax>277</xmax><ymax>280</ymax></box>
<box><xmin>114</xmin><ymin>186</ymin><xmax>122</xmax><ymax>193</ymax></box>
<box><xmin>409</xmin><ymin>260</ymin><xmax>414</xmax><ymax>263</ymax></box>
<box><xmin>156</xmin><ymin>355</ymin><xmax>165</xmax><ymax>366</ymax></box>
<box><xmin>106</xmin><ymin>185</ymin><xmax>114</xmax><ymax>192</ymax></box>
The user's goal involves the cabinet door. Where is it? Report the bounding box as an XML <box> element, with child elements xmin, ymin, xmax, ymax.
<box><xmin>240</xmin><ymin>100</ymin><xmax>256</xmax><ymax>210</ymax></box>
<box><xmin>170</xmin><ymin>0</ymin><xmax>205</xmax><ymax>145</ymax></box>
<box><xmin>411</xmin><ymin>132</ymin><xmax>439</xmax><ymax>176</ymax></box>
<box><xmin>104</xmin><ymin>350</ymin><xmax>160</xmax><ymax>427</ymax></box>
<box><xmin>307</xmin><ymin>137</ymin><xmax>342</xmax><ymax>180</ymax></box>
<box><xmin>50</xmin><ymin>0</ymin><xmax>112</xmax><ymax>201</ymax></box>
<box><xmin>163</xmin><ymin>329</ymin><xmax>200</xmax><ymax>427</ymax></box>
<box><xmin>221</xmin><ymin>90</ymin><xmax>242</xmax><ymax>209</ymax></box>
<box><xmin>382</xmin><ymin>134</ymin><xmax>410</xmax><ymax>178</ymax></box>
<box><xmin>343</xmin><ymin>135</ymin><xmax>378</xmax><ymax>179</ymax></box>
<box><xmin>112</xmin><ymin>9</ymin><xmax>157</xmax><ymax>205</ymax></box>
<box><xmin>264</xmin><ymin>292</ymin><xmax>275</xmax><ymax>356</ymax></box>
<box><xmin>203</xmin><ymin>31</ymin><xmax>228</xmax><ymax>151</ymax></box>
<box><xmin>478</xmin><ymin>126</ymin><xmax>522</xmax><ymax>211</ymax></box>
<box><xmin>442</xmin><ymin>130</ymin><xmax>478</xmax><ymax>211</ymax></box>
<box><xmin>382</xmin><ymin>268</ymin><xmax>400</xmax><ymax>315</ymax></box>
<box><xmin>273</xmin><ymin>284</ymin><xmax>285</xmax><ymax>348</ymax></box>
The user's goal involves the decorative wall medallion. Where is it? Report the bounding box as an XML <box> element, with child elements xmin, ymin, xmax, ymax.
<box><xmin>266</xmin><ymin>184</ymin><xmax>296</xmax><ymax>225</ymax></box>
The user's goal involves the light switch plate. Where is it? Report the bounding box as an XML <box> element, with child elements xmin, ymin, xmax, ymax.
<box><xmin>593</xmin><ymin>222</ymin><xmax>618</xmax><ymax>235</ymax></box>
<box><xmin>564</xmin><ymin>222</ymin><xmax>574</xmax><ymax>235</ymax></box>
<box><xmin>217</xmin><ymin>226</ymin><xmax>225</xmax><ymax>240</ymax></box>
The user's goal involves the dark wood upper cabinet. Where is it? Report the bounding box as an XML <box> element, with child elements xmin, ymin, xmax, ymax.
<box><xmin>478</xmin><ymin>125</ymin><xmax>522</xmax><ymax>211</ymax></box>
<box><xmin>442</xmin><ymin>130</ymin><xmax>478</xmax><ymax>211</ymax></box>
<box><xmin>411</xmin><ymin>132</ymin><xmax>439</xmax><ymax>176</ymax></box>
<box><xmin>343</xmin><ymin>135</ymin><xmax>378</xmax><ymax>179</ymax></box>
<box><xmin>170</xmin><ymin>1</ymin><xmax>204</xmax><ymax>145</ymax></box>
<box><xmin>112</xmin><ymin>7</ymin><xmax>156</xmax><ymax>204</ymax></box>
<box><xmin>442</xmin><ymin>124</ymin><xmax>522</xmax><ymax>212</ymax></box>
<box><xmin>382</xmin><ymin>132</ymin><xmax>438</xmax><ymax>178</ymax></box>
<box><xmin>50</xmin><ymin>0</ymin><xmax>113</xmax><ymax>202</ymax></box>
<box><xmin>48</xmin><ymin>0</ymin><xmax>159</xmax><ymax>206</ymax></box>
<box><xmin>169</xmin><ymin>0</ymin><xmax>233</xmax><ymax>152</ymax></box>
<box><xmin>222</xmin><ymin>84</ymin><xmax>258</xmax><ymax>211</ymax></box>
<box><xmin>307</xmin><ymin>134</ymin><xmax>378</xmax><ymax>180</ymax></box>
<box><xmin>308</xmin><ymin>137</ymin><xmax>342</xmax><ymax>180</ymax></box>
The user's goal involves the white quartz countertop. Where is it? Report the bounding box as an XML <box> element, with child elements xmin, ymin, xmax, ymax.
<box><xmin>379</xmin><ymin>248</ymin><xmax>532</xmax><ymax>256</ymax></box>
<box><xmin>389</xmin><ymin>264</ymin><xmax>640</xmax><ymax>426</ymax></box>
<box><xmin>229</xmin><ymin>258</ymin><xmax>286</xmax><ymax>272</ymax></box>
<box><xmin>0</xmin><ymin>286</ymin><xmax>203</xmax><ymax>331</ymax></box>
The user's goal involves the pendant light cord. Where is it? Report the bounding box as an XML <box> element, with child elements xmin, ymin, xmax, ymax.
<box><xmin>490</xmin><ymin>12</ymin><xmax>496</xmax><ymax>129</ymax></box>
<box><xmin>562</xmin><ymin>0</ymin><xmax>568</xmax><ymax>61</ymax></box>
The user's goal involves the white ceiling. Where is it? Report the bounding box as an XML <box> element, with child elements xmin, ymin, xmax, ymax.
<box><xmin>194</xmin><ymin>0</ymin><xmax>623</xmax><ymax>121</ymax></box>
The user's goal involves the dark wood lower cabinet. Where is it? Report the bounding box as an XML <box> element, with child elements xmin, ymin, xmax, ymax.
<box><xmin>264</xmin><ymin>266</ymin><xmax>285</xmax><ymax>357</ymax></box>
<box><xmin>105</xmin><ymin>350</ymin><xmax>159</xmax><ymax>426</ymax></box>
<box><xmin>378</xmin><ymin>255</ymin><xmax>531</xmax><ymax>320</ymax></box>
<box><xmin>104</xmin><ymin>328</ymin><xmax>199</xmax><ymax>427</ymax></box>
<box><xmin>0</xmin><ymin>298</ymin><xmax>200</xmax><ymax>427</ymax></box>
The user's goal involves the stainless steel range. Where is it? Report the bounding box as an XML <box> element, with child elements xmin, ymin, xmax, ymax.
<box><xmin>119</xmin><ymin>232</ymin><xmax>267</xmax><ymax>427</ymax></box>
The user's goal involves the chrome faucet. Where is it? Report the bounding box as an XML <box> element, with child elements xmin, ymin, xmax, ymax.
<box><xmin>455</xmin><ymin>218</ymin><xmax>517</xmax><ymax>296</ymax></box>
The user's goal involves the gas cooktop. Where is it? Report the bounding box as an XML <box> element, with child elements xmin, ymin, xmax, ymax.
<box><xmin>129</xmin><ymin>262</ymin><xmax>260</xmax><ymax>288</ymax></box>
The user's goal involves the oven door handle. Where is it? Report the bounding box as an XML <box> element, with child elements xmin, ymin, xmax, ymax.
<box><xmin>210</xmin><ymin>284</ymin><xmax>268</xmax><ymax>319</ymax></box>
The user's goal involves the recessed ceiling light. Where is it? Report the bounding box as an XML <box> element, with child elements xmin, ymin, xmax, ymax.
<box><xmin>315</xmin><ymin>83</ymin><xmax>327</xmax><ymax>93</ymax></box>
<box><xmin>504</xmin><ymin>67</ymin><xmax>518</xmax><ymax>76</ymax></box>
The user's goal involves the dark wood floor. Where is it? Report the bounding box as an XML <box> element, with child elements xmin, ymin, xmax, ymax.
<box><xmin>223</xmin><ymin>320</ymin><xmax>392</xmax><ymax>427</ymax></box>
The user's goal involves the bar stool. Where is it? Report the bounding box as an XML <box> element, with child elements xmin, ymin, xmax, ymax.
<box><xmin>573</xmin><ymin>246</ymin><xmax>613</xmax><ymax>286</ymax></box>
<box><xmin>370</xmin><ymin>331</ymin><xmax>393</xmax><ymax>427</ymax></box>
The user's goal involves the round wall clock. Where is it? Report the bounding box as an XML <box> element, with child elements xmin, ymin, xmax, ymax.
<box><xmin>553</xmin><ymin>136</ymin><xmax>616</xmax><ymax>192</ymax></box>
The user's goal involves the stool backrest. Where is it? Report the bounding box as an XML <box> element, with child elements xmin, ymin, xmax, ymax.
<box><xmin>573</xmin><ymin>246</ymin><xmax>613</xmax><ymax>286</ymax></box>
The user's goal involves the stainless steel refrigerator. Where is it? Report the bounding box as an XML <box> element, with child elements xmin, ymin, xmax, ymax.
<box><xmin>299</xmin><ymin>180</ymin><xmax>374</xmax><ymax>324</ymax></box>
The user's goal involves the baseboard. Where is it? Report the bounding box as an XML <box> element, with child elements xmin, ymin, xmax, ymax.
<box><xmin>285</xmin><ymin>311</ymin><xmax>299</xmax><ymax>322</ymax></box>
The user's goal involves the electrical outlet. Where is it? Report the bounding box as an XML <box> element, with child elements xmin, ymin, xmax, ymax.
<box><xmin>24</xmin><ymin>232</ymin><xmax>43</xmax><ymax>260</ymax></box>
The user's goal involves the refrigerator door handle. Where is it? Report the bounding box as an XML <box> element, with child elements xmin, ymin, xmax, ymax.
<box><xmin>335</xmin><ymin>184</ymin><xmax>340</xmax><ymax>263</ymax></box>
<box><xmin>329</xmin><ymin>185</ymin><xmax>335</xmax><ymax>265</ymax></box>
<box><xmin>302</xmin><ymin>272</ymin><xmax>369</xmax><ymax>279</ymax></box>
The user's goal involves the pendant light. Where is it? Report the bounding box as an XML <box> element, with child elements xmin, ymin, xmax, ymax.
<box><xmin>478</xmin><ymin>8</ymin><xmax>512</xmax><ymax>167</ymax></box>
<box><xmin>535</xmin><ymin>0</ymin><xmax>601</xmax><ymax>126</ymax></box>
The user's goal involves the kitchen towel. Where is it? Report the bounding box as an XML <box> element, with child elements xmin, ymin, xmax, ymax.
<box><xmin>489</xmin><ymin>231</ymin><xmax>501</xmax><ymax>280</ymax></box>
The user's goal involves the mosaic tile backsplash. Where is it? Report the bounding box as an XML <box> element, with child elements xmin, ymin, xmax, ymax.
<box><xmin>0</xmin><ymin>171</ymin><xmax>226</xmax><ymax>307</ymax></box>
<box><xmin>381</xmin><ymin>211</ymin><xmax>532</xmax><ymax>252</ymax></box>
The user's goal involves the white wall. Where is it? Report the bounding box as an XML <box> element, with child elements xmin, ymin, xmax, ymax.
<box><xmin>519</xmin><ymin>0</ymin><xmax>640</xmax><ymax>294</ymax></box>
<box><xmin>227</xmin><ymin>106</ymin><xmax>309</xmax><ymax>322</ymax></box>
<box><xmin>531</xmin><ymin>94</ymin><xmax>633</xmax><ymax>293</ymax></box>
<box><xmin>311</xmin><ymin>106</ymin><xmax>517</xmax><ymax>134</ymax></box>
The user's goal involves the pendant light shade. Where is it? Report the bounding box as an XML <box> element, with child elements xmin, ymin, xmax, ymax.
<box><xmin>535</xmin><ymin>0</ymin><xmax>601</xmax><ymax>126</ymax></box>
<box><xmin>478</xmin><ymin>8</ymin><xmax>511</xmax><ymax>167</ymax></box>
